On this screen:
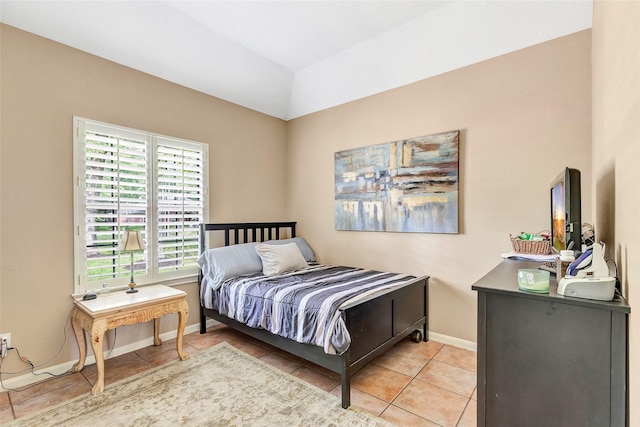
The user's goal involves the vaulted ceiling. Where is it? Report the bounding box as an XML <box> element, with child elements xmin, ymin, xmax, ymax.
<box><xmin>0</xmin><ymin>1</ymin><xmax>592</xmax><ymax>120</ymax></box>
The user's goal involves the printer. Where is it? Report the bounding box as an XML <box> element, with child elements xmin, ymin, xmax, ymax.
<box><xmin>557</xmin><ymin>242</ymin><xmax>616</xmax><ymax>301</ymax></box>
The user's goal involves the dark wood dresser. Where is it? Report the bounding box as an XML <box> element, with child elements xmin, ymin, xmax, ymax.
<box><xmin>472</xmin><ymin>259</ymin><xmax>630</xmax><ymax>427</ymax></box>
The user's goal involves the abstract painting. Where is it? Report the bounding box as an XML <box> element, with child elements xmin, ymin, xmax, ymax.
<box><xmin>335</xmin><ymin>130</ymin><xmax>459</xmax><ymax>233</ymax></box>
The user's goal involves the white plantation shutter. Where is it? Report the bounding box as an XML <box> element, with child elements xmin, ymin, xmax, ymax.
<box><xmin>81</xmin><ymin>123</ymin><xmax>149</xmax><ymax>286</ymax></box>
<box><xmin>156</xmin><ymin>139</ymin><xmax>204</xmax><ymax>275</ymax></box>
<box><xmin>74</xmin><ymin>118</ymin><xmax>208</xmax><ymax>292</ymax></box>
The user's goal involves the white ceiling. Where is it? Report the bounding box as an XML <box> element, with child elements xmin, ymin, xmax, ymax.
<box><xmin>0</xmin><ymin>1</ymin><xmax>592</xmax><ymax>120</ymax></box>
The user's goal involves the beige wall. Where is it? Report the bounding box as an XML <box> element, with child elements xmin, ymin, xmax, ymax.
<box><xmin>287</xmin><ymin>30</ymin><xmax>592</xmax><ymax>343</ymax></box>
<box><xmin>0</xmin><ymin>25</ymin><xmax>287</xmax><ymax>376</ymax></box>
<box><xmin>592</xmin><ymin>1</ymin><xmax>640</xmax><ymax>424</ymax></box>
<box><xmin>0</xmin><ymin>22</ymin><xmax>604</xmax><ymax>392</ymax></box>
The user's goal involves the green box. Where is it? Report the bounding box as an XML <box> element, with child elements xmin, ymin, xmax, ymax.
<box><xmin>518</xmin><ymin>269</ymin><xmax>550</xmax><ymax>293</ymax></box>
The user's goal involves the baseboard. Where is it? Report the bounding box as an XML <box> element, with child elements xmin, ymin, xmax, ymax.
<box><xmin>0</xmin><ymin>319</ymin><xmax>217</xmax><ymax>390</ymax></box>
<box><xmin>428</xmin><ymin>331</ymin><xmax>477</xmax><ymax>352</ymax></box>
<box><xmin>2</xmin><ymin>322</ymin><xmax>474</xmax><ymax>390</ymax></box>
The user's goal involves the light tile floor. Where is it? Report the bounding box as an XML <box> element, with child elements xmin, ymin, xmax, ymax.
<box><xmin>0</xmin><ymin>325</ymin><xmax>477</xmax><ymax>426</ymax></box>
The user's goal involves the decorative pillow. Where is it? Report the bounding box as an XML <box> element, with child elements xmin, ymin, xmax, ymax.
<box><xmin>264</xmin><ymin>237</ymin><xmax>316</xmax><ymax>263</ymax></box>
<box><xmin>197</xmin><ymin>242</ymin><xmax>262</xmax><ymax>290</ymax></box>
<box><xmin>254</xmin><ymin>242</ymin><xmax>308</xmax><ymax>276</ymax></box>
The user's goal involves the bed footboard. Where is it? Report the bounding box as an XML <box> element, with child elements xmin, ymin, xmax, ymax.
<box><xmin>344</xmin><ymin>276</ymin><xmax>429</xmax><ymax>362</ymax></box>
<box><xmin>339</xmin><ymin>276</ymin><xmax>429</xmax><ymax>407</ymax></box>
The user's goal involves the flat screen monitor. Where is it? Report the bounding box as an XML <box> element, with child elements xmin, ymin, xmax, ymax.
<box><xmin>550</xmin><ymin>168</ymin><xmax>582</xmax><ymax>253</ymax></box>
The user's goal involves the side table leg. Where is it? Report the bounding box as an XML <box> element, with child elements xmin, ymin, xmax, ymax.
<box><xmin>176</xmin><ymin>301</ymin><xmax>189</xmax><ymax>361</ymax></box>
<box><xmin>71</xmin><ymin>309</ymin><xmax>87</xmax><ymax>372</ymax></box>
<box><xmin>153</xmin><ymin>318</ymin><xmax>162</xmax><ymax>346</ymax></box>
<box><xmin>89</xmin><ymin>320</ymin><xmax>107</xmax><ymax>394</ymax></box>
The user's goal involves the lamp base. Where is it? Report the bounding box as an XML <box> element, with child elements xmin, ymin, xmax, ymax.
<box><xmin>126</xmin><ymin>280</ymin><xmax>138</xmax><ymax>293</ymax></box>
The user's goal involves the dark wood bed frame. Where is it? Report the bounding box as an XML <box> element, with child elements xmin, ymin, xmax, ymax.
<box><xmin>198</xmin><ymin>222</ymin><xmax>429</xmax><ymax>409</ymax></box>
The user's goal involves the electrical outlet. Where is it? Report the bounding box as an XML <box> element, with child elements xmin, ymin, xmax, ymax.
<box><xmin>1</xmin><ymin>333</ymin><xmax>11</xmax><ymax>358</ymax></box>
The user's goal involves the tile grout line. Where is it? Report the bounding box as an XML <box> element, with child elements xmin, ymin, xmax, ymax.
<box><xmin>455</xmin><ymin>392</ymin><xmax>475</xmax><ymax>427</ymax></box>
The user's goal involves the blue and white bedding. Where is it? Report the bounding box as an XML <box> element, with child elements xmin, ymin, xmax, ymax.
<box><xmin>201</xmin><ymin>264</ymin><xmax>416</xmax><ymax>355</ymax></box>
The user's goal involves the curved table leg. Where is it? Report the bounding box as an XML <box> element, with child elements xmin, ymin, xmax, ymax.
<box><xmin>89</xmin><ymin>319</ymin><xmax>107</xmax><ymax>395</ymax></box>
<box><xmin>176</xmin><ymin>301</ymin><xmax>189</xmax><ymax>361</ymax></box>
<box><xmin>153</xmin><ymin>318</ymin><xmax>162</xmax><ymax>346</ymax></box>
<box><xmin>70</xmin><ymin>309</ymin><xmax>87</xmax><ymax>372</ymax></box>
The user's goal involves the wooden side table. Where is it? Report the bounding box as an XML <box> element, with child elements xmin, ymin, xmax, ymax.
<box><xmin>70</xmin><ymin>284</ymin><xmax>190</xmax><ymax>394</ymax></box>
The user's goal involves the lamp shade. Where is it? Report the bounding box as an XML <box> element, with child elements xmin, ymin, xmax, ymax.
<box><xmin>119</xmin><ymin>230</ymin><xmax>147</xmax><ymax>252</ymax></box>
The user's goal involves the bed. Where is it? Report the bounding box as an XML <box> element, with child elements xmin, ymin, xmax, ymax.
<box><xmin>198</xmin><ymin>222</ymin><xmax>429</xmax><ymax>409</ymax></box>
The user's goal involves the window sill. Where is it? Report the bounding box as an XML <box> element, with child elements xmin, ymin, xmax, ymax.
<box><xmin>73</xmin><ymin>275</ymin><xmax>198</xmax><ymax>298</ymax></box>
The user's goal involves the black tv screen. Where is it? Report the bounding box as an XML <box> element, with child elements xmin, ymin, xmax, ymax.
<box><xmin>550</xmin><ymin>168</ymin><xmax>581</xmax><ymax>253</ymax></box>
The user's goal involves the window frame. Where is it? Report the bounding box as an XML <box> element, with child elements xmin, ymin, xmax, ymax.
<box><xmin>73</xmin><ymin>117</ymin><xmax>209</xmax><ymax>293</ymax></box>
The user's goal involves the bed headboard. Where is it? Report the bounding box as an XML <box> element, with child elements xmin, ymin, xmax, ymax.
<box><xmin>199</xmin><ymin>222</ymin><xmax>297</xmax><ymax>253</ymax></box>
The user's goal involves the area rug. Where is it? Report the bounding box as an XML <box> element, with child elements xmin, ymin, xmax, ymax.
<box><xmin>9</xmin><ymin>342</ymin><xmax>392</xmax><ymax>426</ymax></box>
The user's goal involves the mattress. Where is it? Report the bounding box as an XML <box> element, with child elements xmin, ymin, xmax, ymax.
<box><xmin>202</xmin><ymin>264</ymin><xmax>416</xmax><ymax>354</ymax></box>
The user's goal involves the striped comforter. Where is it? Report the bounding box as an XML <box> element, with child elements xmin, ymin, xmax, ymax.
<box><xmin>203</xmin><ymin>265</ymin><xmax>416</xmax><ymax>354</ymax></box>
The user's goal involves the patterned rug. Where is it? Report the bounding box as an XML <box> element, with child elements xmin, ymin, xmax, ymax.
<box><xmin>9</xmin><ymin>342</ymin><xmax>391</xmax><ymax>426</ymax></box>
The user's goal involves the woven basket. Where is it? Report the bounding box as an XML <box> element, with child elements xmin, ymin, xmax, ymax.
<box><xmin>510</xmin><ymin>235</ymin><xmax>551</xmax><ymax>255</ymax></box>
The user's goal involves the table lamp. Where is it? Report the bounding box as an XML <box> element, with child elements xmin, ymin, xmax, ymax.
<box><xmin>119</xmin><ymin>230</ymin><xmax>146</xmax><ymax>293</ymax></box>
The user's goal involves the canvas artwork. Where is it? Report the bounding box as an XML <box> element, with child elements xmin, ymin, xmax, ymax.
<box><xmin>335</xmin><ymin>130</ymin><xmax>459</xmax><ymax>233</ymax></box>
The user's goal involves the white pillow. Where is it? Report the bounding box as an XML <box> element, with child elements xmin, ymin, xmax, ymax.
<box><xmin>264</xmin><ymin>237</ymin><xmax>316</xmax><ymax>263</ymax></box>
<box><xmin>254</xmin><ymin>242</ymin><xmax>308</xmax><ymax>276</ymax></box>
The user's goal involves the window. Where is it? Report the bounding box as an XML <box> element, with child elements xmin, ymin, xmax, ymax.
<box><xmin>73</xmin><ymin>117</ymin><xmax>208</xmax><ymax>293</ymax></box>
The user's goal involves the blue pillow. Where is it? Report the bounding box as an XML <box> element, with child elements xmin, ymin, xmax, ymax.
<box><xmin>198</xmin><ymin>242</ymin><xmax>262</xmax><ymax>290</ymax></box>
